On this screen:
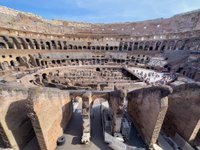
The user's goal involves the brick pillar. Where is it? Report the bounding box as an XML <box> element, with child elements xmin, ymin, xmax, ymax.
<box><xmin>81</xmin><ymin>91</ymin><xmax>92</xmax><ymax>144</ymax></box>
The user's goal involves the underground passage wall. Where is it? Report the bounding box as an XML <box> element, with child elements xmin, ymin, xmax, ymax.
<box><xmin>163</xmin><ymin>83</ymin><xmax>200</xmax><ymax>145</ymax></box>
<box><xmin>127</xmin><ymin>86</ymin><xmax>172</xmax><ymax>146</ymax></box>
<box><xmin>27</xmin><ymin>87</ymin><xmax>73</xmax><ymax>150</ymax></box>
<box><xmin>0</xmin><ymin>85</ymin><xmax>35</xmax><ymax>150</ymax></box>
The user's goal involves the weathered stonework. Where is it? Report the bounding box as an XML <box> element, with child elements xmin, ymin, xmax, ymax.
<box><xmin>27</xmin><ymin>87</ymin><xmax>72</xmax><ymax>150</ymax></box>
<box><xmin>163</xmin><ymin>83</ymin><xmax>200</xmax><ymax>145</ymax></box>
<box><xmin>127</xmin><ymin>86</ymin><xmax>172</xmax><ymax>146</ymax></box>
<box><xmin>0</xmin><ymin>85</ymin><xmax>34</xmax><ymax>150</ymax></box>
<box><xmin>0</xmin><ymin>5</ymin><xmax>200</xmax><ymax>150</ymax></box>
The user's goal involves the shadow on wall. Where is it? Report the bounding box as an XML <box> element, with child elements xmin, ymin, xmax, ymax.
<box><xmin>5</xmin><ymin>100</ymin><xmax>39</xmax><ymax>149</ymax></box>
<box><xmin>60</xmin><ymin>100</ymin><xmax>73</xmax><ymax>131</ymax></box>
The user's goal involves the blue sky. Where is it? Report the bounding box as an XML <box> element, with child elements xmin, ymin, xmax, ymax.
<box><xmin>0</xmin><ymin>0</ymin><xmax>200</xmax><ymax>23</ymax></box>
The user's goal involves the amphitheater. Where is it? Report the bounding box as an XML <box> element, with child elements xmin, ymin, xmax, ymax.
<box><xmin>0</xmin><ymin>6</ymin><xmax>200</xmax><ymax>150</ymax></box>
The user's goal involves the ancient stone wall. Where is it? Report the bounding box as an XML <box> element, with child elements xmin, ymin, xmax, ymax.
<box><xmin>127</xmin><ymin>86</ymin><xmax>172</xmax><ymax>146</ymax></box>
<box><xmin>163</xmin><ymin>83</ymin><xmax>200</xmax><ymax>144</ymax></box>
<box><xmin>0</xmin><ymin>85</ymin><xmax>34</xmax><ymax>150</ymax></box>
<box><xmin>27</xmin><ymin>87</ymin><xmax>72</xmax><ymax>150</ymax></box>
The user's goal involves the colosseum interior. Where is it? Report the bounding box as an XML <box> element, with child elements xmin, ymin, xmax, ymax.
<box><xmin>0</xmin><ymin>5</ymin><xmax>200</xmax><ymax>150</ymax></box>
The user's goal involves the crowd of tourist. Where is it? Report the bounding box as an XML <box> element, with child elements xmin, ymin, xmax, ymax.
<box><xmin>130</xmin><ymin>68</ymin><xmax>177</xmax><ymax>85</ymax></box>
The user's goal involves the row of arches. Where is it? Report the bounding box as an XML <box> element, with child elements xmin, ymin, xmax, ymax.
<box><xmin>0</xmin><ymin>54</ymin><xmax>198</xmax><ymax>81</ymax></box>
<box><xmin>0</xmin><ymin>54</ymin><xmax>150</xmax><ymax>71</ymax></box>
<box><xmin>0</xmin><ymin>35</ymin><xmax>200</xmax><ymax>51</ymax></box>
<box><xmin>119</xmin><ymin>38</ymin><xmax>200</xmax><ymax>52</ymax></box>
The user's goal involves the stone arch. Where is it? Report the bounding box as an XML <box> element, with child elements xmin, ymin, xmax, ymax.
<box><xmin>138</xmin><ymin>42</ymin><xmax>144</xmax><ymax>50</ymax></box>
<box><xmin>160</xmin><ymin>41</ymin><xmax>168</xmax><ymax>52</ymax></box>
<box><xmin>10</xmin><ymin>60</ymin><xmax>16</xmax><ymax>67</ymax></box>
<box><xmin>114</xmin><ymin>46</ymin><xmax>118</xmax><ymax>50</ymax></box>
<box><xmin>35</xmin><ymin>58</ymin><xmax>41</xmax><ymax>66</ymax></box>
<box><xmin>128</xmin><ymin>42</ymin><xmax>133</xmax><ymax>51</ymax></box>
<box><xmin>73</xmin><ymin>45</ymin><xmax>78</xmax><ymax>49</ymax></box>
<box><xmin>155</xmin><ymin>41</ymin><xmax>161</xmax><ymax>51</ymax></box>
<box><xmin>58</xmin><ymin>41</ymin><xmax>62</xmax><ymax>49</ymax></box>
<box><xmin>51</xmin><ymin>40</ymin><xmax>57</xmax><ymax>49</ymax></box>
<box><xmin>2</xmin><ymin>36</ymin><xmax>14</xmax><ymax>49</ymax></box>
<box><xmin>78</xmin><ymin>46</ymin><xmax>82</xmax><ymax>50</ymax></box>
<box><xmin>190</xmin><ymin>39</ymin><xmax>200</xmax><ymax>50</ymax></box>
<box><xmin>18</xmin><ymin>38</ymin><xmax>29</xmax><ymax>49</ymax></box>
<box><xmin>52</xmin><ymin>60</ymin><xmax>56</xmax><ymax>64</ymax></box>
<box><xmin>0</xmin><ymin>42</ymin><xmax>7</xmax><ymax>49</ymax></box>
<box><xmin>123</xmin><ymin>42</ymin><xmax>128</xmax><ymax>50</ymax></box>
<box><xmin>25</xmin><ymin>38</ymin><xmax>34</xmax><ymax>49</ymax></box>
<box><xmin>1</xmin><ymin>61</ymin><xmax>10</xmax><ymax>70</ymax></box>
<box><xmin>45</xmin><ymin>41</ymin><xmax>51</xmax><ymax>50</ymax></box>
<box><xmin>16</xmin><ymin>56</ymin><xmax>27</xmax><ymax>66</ymax></box>
<box><xmin>182</xmin><ymin>39</ymin><xmax>190</xmax><ymax>50</ymax></box>
<box><xmin>33</xmin><ymin>39</ymin><xmax>40</xmax><ymax>49</ymax></box>
<box><xmin>40</xmin><ymin>41</ymin><xmax>46</xmax><ymax>50</ymax></box>
<box><xmin>119</xmin><ymin>42</ymin><xmax>123</xmax><ymax>51</ymax></box>
<box><xmin>96</xmin><ymin>46</ymin><xmax>100</xmax><ymax>50</ymax></box>
<box><xmin>144</xmin><ymin>41</ymin><xmax>150</xmax><ymax>51</ymax></box>
<box><xmin>10</xmin><ymin>37</ymin><xmax>21</xmax><ymax>49</ymax></box>
<box><xmin>68</xmin><ymin>44</ymin><xmax>73</xmax><ymax>49</ymax></box>
<box><xmin>63</xmin><ymin>41</ymin><xmax>68</xmax><ymax>50</ymax></box>
<box><xmin>101</xmin><ymin>46</ymin><xmax>105</xmax><ymax>50</ymax></box>
<box><xmin>133</xmin><ymin>42</ymin><xmax>139</xmax><ymax>50</ymax></box>
<box><xmin>174</xmin><ymin>40</ymin><xmax>183</xmax><ymax>50</ymax></box>
<box><xmin>83</xmin><ymin>46</ymin><xmax>87</xmax><ymax>50</ymax></box>
<box><xmin>167</xmin><ymin>40</ymin><xmax>175</xmax><ymax>50</ymax></box>
<box><xmin>149</xmin><ymin>41</ymin><xmax>155</xmax><ymax>51</ymax></box>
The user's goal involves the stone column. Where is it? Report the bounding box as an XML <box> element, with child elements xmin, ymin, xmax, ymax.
<box><xmin>108</xmin><ymin>89</ymin><xmax>127</xmax><ymax>135</ymax></box>
<box><xmin>81</xmin><ymin>91</ymin><xmax>92</xmax><ymax>144</ymax></box>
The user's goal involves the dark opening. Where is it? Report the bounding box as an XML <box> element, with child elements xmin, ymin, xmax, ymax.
<box><xmin>96</xmin><ymin>67</ymin><xmax>101</xmax><ymax>72</ymax></box>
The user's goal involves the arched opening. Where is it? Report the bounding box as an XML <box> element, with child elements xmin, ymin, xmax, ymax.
<box><xmin>133</xmin><ymin>42</ymin><xmax>138</xmax><ymax>50</ymax></box>
<box><xmin>19</xmin><ymin>38</ymin><xmax>28</xmax><ymax>49</ymax></box>
<box><xmin>26</xmin><ymin>38</ymin><xmax>34</xmax><ymax>49</ymax></box>
<box><xmin>114</xmin><ymin>46</ymin><xmax>118</xmax><ymax>50</ymax></box>
<box><xmin>139</xmin><ymin>45</ymin><xmax>143</xmax><ymax>50</ymax></box>
<box><xmin>1</xmin><ymin>61</ymin><xmax>10</xmax><ymax>70</ymax></box>
<box><xmin>46</xmin><ymin>42</ymin><xmax>51</xmax><ymax>50</ymax></box>
<box><xmin>101</xmin><ymin>46</ymin><xmax>104</xmax><ymax>50</ymax></box>
<box><xmin>161</xmin><ymin>45</ymin><xmax>166</xmax><ymax>51</ymax></box>
<box><xmin>78</xmin><ymin>46</ymin><xmax>82</xmax><ymax>50</ymax></box>
<box><xmin>74</xmin><ymin>45</ymin><xmax>78</xmax><ymax>49</ymax></box>
<box><xmin>40</xmin><ymin>41</ymin><xmax>45</xmax><ymax>50</ymax></box>
<box><xmin>123</xmin><ymin>43</ymin><xmax>128</xmax><ymax>50</ymax></box>
<box><xmin>0</xmin><ymin>42</ymin><xmax>6</xmax><ymax>49</ymax></box>
<box><xmin>155</xmin><ymin>42</ymin><xmax>161</xmax><ymax>51</ymax></box>
<box><xmin>63</xmin><ymin>41</ymin><xmax>67</xmax><ymax>50</ymax></box>
<box><xmin>57</xmin><ymin>41</ymin><xmax>62</xmax><ymax>49</ymax></box>
<box><xmin>10</xmin><ymin>60</ymin><xmax>15</xmax><ymax>67</ymax></box>
<box><xmin>68</xmin><ymin>45</ymin><xmax>73</xmax><ymax>49</ymax></box>
<box><xmin>96</xmin><ymin>67</ymin><xmax>101</xmax><ymax>72</ymax></box>
<box><xmin>35</xmin><ymin>59</ymin><xmax>40</xmax><ymax>66</ymax></box>
<box><xmin>33</xmin><ymin>40</ymin><xmax>40</xmax><ymax>49</ymax></box>
<box><xmin>52</xmin><ymin>60</ymin><xmax>56</xmax><ymax>64</ymax></box>
<box><xmin>57</xmin><ymin>60</ymin><xmax>61</xmax><ymax>64</ymax></box>
<box><xmin>51</xmin><ymin>41</ymin><xmax>57</xmax><ymax>49</ymax></box>
<box><xmin>41</xmin><ymin>61</ymin><xmax>45</xmax><ymax>66</ymax></box>
<box><xmin>16</xmin><ymin>57</ymin><xmax>22</xmax><ymax>64</ymax></box>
